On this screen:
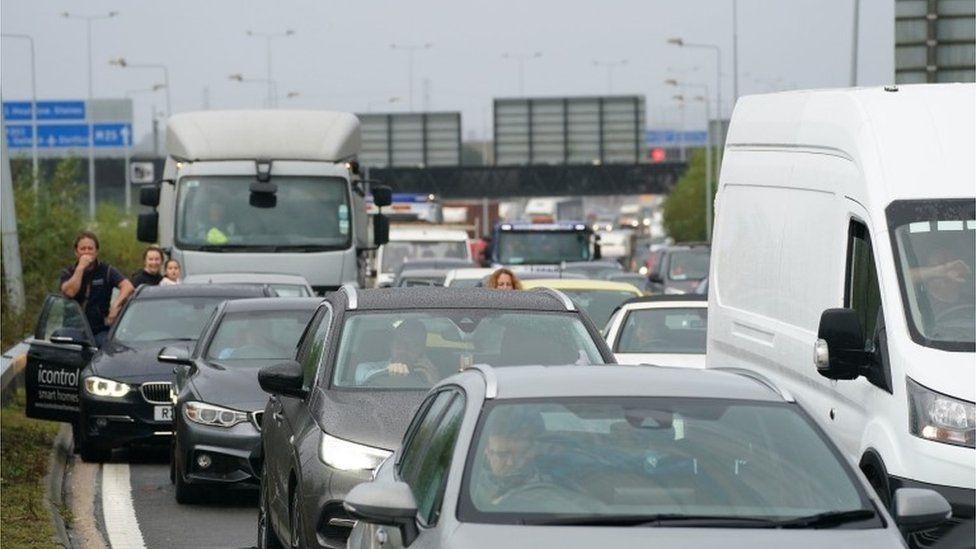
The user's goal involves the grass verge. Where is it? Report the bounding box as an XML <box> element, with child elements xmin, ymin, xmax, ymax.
<box><xmin>0</xmin><ymin>389</ymin><xmax>62</xmax><ymax>547</ymax></box>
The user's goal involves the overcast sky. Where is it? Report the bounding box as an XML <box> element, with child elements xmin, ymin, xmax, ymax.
<box><xmin>2</xmin><ymin>0</ymin><xmax>894</xmax><ymax>142</ymax></box>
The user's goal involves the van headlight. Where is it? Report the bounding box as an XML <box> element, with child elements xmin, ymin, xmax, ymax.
<box><xmin>907</xmin><ymin>378</ymin><xmax>975</xmax><ymax>448</ymax></box>
<box><xmin>184</xmin><ymin>401</ymin><xmax>249</xmax><ymax>428</ymax></box>
<box><xmin>84</xmin><ymin>376</ymin><xmax>131</xmax><ymax>398</ymax></box>
<box><xmin>319</xmin><ymin>432</ymin><xmax>392</xmax><ymax>471</ymax></box>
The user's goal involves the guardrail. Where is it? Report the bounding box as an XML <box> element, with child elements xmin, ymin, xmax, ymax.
<box><xmin>1</xmin><ymin>340</ymin><xmax>30</xmax><ymax>406</ymax></box>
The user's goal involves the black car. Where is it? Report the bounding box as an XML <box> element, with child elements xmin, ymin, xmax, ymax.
<box><xmin>646</xmin><ymin>243</ymin><xmax>711</xmax><ymax>295</ymax></box>
<box><xmin>256</xmin><ymin>285</ymin><xmax>616</xmax><ymax>549</ymax></box>
<box><xmin>165</xmin><ymin>297</ymin><xmax>320</xmax><ymax>503</ymax></box>
<box><xmin>24</xmin><ymin>284</ymin><xmax>272</xmax><ymax>462</ymax></box>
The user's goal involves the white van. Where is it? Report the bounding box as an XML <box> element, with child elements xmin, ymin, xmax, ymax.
<box><xmin>374</xmin><ymin>226</ymin><xmax>471</xmax><ymax>287</ymax></box>
<box><xmin>708</xmin><ymin>84</ymin><xmax>974</xmax><ymax>544</ymax></box>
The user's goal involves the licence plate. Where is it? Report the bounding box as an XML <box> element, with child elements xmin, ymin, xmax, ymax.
<box><xmin>154</xmin><ymin>405</ymin><xmax>174</xmax><ymax>422</ymax></box>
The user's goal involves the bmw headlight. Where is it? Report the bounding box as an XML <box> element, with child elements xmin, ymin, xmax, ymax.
<box><xmin>907</xmin><ymin>377</ymin><xmax>975</xmax><ymax>448</ymax></box>
<box><xmin>84</xmin><ymin>376</ymin><xmax>131</xmax><ymax>398</ymax></box>
<box><xmin>183</xmin><ymin>401</ymin><xmax>249</xmax><ymax>428</ymax></box>
<box><xmin>319</xmin><ymin>432</ymin><xmax>392</xmax><ymax>471</ymax></box>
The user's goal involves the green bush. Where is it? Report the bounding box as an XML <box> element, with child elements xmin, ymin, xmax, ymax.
<box><xmin>661</xmin><ymin>149</ymin><xmax>716</xmax><ymax>243</ymax></box>
<box><xmin>1</xmin><ymin>159</ymin><xmax>143</xmax><ymax>348</ymax></box>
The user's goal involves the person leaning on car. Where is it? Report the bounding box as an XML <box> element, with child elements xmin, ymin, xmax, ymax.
<box><xmin>60</xmin><ymin>230</ymin><xmax>135</xmax><ymax>346</ymax></box>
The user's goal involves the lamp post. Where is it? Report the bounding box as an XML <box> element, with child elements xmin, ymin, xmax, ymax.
<box><xmin>390</xmin><ymin>43</ymin><xmax>432</xmax><ymax>111</ymax></box>
<box><xmin>245</xmin><ymin>29</ymin><xmax>295</xmax><ymax>108</ymax></box>
<box><xmin>2</xmin><ymin>33</ymin><xmax>38</xmax><ymax>192</ymax></box>
<box><xmin>228</xmin><ymin>73</ymin><xmax>278</xmax><ymax>108</ymax></box>
<box><xmin>668</xmin><ymin>37</ymin><xmax>723</xmax><ymax>186</ymax></box>
<box><xmin>123</xmin><ymin>84</ymin><xmax>165</xmax><ymax>213</ymax></box>
<box><xmin>671</xmin><ymin>94</ymin><xmax>686</xmax><ymax>162</ymax></box>
<box><xmin>62</xmin><ymin>10</ymin><xmax>120</xmax><ymax>220</ymax></box>
<box><xmin>110</xmin><ymin>57</ymin><xmax>172</xmax><ymax>116</ymax></box>
<box><xmin>502</xmin><ymin>52</ymin><xmax>542</xmax><ymax>96</ymax></box>
<box><xmin>592</xmin><ymin>59</ymin><xmax>628</xmax><ymax>94</ymax></box>
<box><xmin>667</xmin><ymin>78</ymin><xmax>713</xmax><ymax>242</ymax></box>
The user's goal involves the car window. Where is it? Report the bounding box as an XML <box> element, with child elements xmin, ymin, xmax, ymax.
<box><xmin>616</xmin><ymin>307</ymin><xmax>707</xmax><ymax>354</ymax></box>
<box><xmin>300</xmin><ymin>307</ymin><xmax>333</xmax><ymax>389</ymax></box>
<box><xmin>112</xmin><ymin>297</ymin><xmax>226</xmax><ymax>343</ymax></box>
<box><xmin>398</xmin><ymin>390</ymin><xmax>455</xmax><ymax>480</ymax></box>
<box><xmin>36</xmin><ymin>295</ymin><xmax>90</xmax><ymax>341</ymax></box>
<box><xmin>331</xmin><ymin>310</ymin><xmax>605</xmax><ymax>390</ymax></box>
<box><xmin>205</xmin><ymin>309</ymin><xmax>314</xmax><ymax>362</ymax></box>
<box><xmin>399</xmin><ymin>392</ymin><xmax>466</xmax><ymax>525</ymax></box>
<box><xmin>559</xmin><ymin>289</ymin><xmax>638</xmax><ymax>328</ymax></box>
<box><xmin>667</xmin><ymin>250</ymin><xmax>710</xmax><ymax>281</ymax></box>
<box><xmin>460</xmin><ymin>398</ymin><xmax>876</xmax><ymax>525</ymax></box>
<box><xmin>270</xmin><ymin>283</ymin><xmax>311</xmax><ymax>297</ymax></box>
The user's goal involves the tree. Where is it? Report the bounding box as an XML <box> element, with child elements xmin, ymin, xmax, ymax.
<box><xmin>661</xmin><ymin>149</ymin><xmax>714</xmax><ymax>242</ymax></box>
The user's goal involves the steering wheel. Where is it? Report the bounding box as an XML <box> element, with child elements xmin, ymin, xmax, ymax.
<box><xmin>934</xmin><ymin>303</ymin><xmax>976</xmax><ymax>325</ymax></box>
<box><xmin>493</xmin><ymin>481</ymin><xmax>594</xmax><ymax>511</ymax></box>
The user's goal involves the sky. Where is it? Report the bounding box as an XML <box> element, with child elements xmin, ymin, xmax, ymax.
<box><xmin>1</xmin><ymin>0</ymin><xmax>894</xmax><ymax>144</ymax></box>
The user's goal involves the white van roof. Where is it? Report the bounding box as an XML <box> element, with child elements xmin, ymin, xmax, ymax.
<box><xmin>166</xmin><ymin>110</ymin><xmax>360</xmax><ymax>162</ymax></box>
<box><xmin>726</xmin><ymin>84</ymin><xmax>975</xmax><ymax>201</ymax></box>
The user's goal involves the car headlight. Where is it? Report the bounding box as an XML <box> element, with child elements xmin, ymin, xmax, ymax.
<box><xmin>907</xmin><ymin>378</ymin><xmax>975</xmax><ymax>448</ymax></box>
<box><xmin>84</xmin><ymin>376</ymin><xmax>131</xmax><ymax>398</ymax></box>
<box><xmin>638</xmin><ymin>266</ymin><xmax>649</xmax><ymax>276</ymax></box>
<box><xmin>183</xmin><ymin>401</ymin><xmax>249</xmax><ymax>428</ymax></box>
<box><xmin>319</xmin><ymin>432</ymin><xmax>392</xmax><ymax>471</ymax></box>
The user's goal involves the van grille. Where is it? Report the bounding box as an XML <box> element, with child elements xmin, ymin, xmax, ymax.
<box><xmin>140</xmin><ymin>382</ymin><xmax>173</xmax><ymax>404</ymax></box>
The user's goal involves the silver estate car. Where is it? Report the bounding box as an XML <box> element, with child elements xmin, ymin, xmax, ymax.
<box><xmin>345</xmin><ymin>365</ymin><xmax>951</xmax><ymax>549</ymax></box>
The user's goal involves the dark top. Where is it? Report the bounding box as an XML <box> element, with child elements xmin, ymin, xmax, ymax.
<box><xmin>130</xmin><ymin>269</ymin><xmax>163</xmax><ymax>287</ymax></box>
<box><xmin>60</xmin><ymin>261</ymin><xmax>127</xmax><ymax>335</ymax></box>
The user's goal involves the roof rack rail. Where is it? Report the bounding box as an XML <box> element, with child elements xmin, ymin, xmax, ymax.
<box><xmin>711</xmin><ymin>367</ymin><xmax>795</xmax><ymax>402</ymax></box>
<box><xmin>340</xmin><ymin>283</ymin><xmax>359</xmax><ymax>310</ymax></box>
<box><xmin>530</xmin><ymin>287</ymin><xmax>576</xmax><ymax>311</ymax></box>
<box><xmin>466</xmin><ymin>364</ymin><xmax>498</xmax><ymax>399</ymax></box>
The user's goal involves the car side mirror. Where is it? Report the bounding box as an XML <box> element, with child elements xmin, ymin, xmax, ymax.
<box><xmin>258</xmin><ymin>360</ymin><xmax>307</xmax><ymax>399</ymax></box>
<box><xmin>894</xmin><ymin>488</ymin><xmax>951</xmax><ymax>533</ymax></box>
<box><xmin>50</xmin><ymin>327</ymin><xmax>94</xmax><ymax>348</ymax></box>
<box><xmin>343</xmin><ymin>481</ymin><xmax>419</xmax><ymax>547</ymax></box>
<box><xmin>814</xmin><ymin>308</ymin><xmax>871</xmax><ymax>380</ymax></box>
<box><xmin>137</xmin><ymin>212</ymin><xmax>159</xmax><ymax>243</ymax></box>
<box><xmin>648</xmin><ymin>271</ymin><xmax>663</xmax><ymax>284</ymax></box>
<box><xmin>158</xmin><ymin>345</ymin><xmax>193</xmax><ymax>365</ymax></box>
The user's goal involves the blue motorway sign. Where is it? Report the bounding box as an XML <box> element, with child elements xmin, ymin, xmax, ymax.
<box><xmin>645</xmin><ymin>129</ymin><xmax>708</xmax><ymax>146</ymax></box>
<box><xmin>5</xmin><ymin>123</ymin><xmax>133</xmax><ymax>149</ymax></box>
<box><xmin>3</xmin><ymin>101</ymin><xmax>86</xmax><ymax>121</ymax></box>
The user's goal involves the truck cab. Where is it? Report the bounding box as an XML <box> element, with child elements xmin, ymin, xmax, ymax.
<box><xmin>492</xmin><ymin>221</ymin><xmax>599</xmax><ymax>272</ymax></box>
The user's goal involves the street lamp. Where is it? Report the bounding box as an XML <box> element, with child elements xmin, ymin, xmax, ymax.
<box><xmin>667</xmin><ymin>37</ymin><xmax>722</xmax><ymax>119</ymax></box>
<box><xmin>109</xmin><ymin>57</ymin><xmax>172</xmax><ymax>116</ymax></box>
<box><xmin>390</xmin><ymin>43</ymin><xmax>432</xmax><ymax>111</ymax></box>
<box><xmin>2</xmin><ymin>33</ymin><xmax>38</xmax><ymax>192</ymax></box>
<box><xmin>229</xmin><ymin>73</ymin><xmax>278</xmax><ymax>108</ymax></box>
<box><xmin>246</xmin><ymin>29</ymin><xmax>295</xmax><ymax>108</ymax></box>
<box><xmin>502</xmin><ymin>51</ymin><xmax>542</xmax><ymax>96</ymax></box>
<box><xmin>592</xmin><ymin>59</ymin><xmax>628</xmax><ymax>94</ymax></box>
<box><xmin>62</xmin><ymin>10</ymin><xmax>120</xmax><ymax>220</ymax></box>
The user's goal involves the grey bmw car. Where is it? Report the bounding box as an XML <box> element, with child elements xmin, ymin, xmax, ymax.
<box><xmin>345</xmin><ymin>365</ymin><xmax>952</xmax><ymax>549</ymax></box>
<box><xmin>256</xmin><ymin>286</ymin><xmax>615</xmax><ymax>548</ymax></box>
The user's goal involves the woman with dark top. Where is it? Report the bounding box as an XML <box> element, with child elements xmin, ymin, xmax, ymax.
<box><xmin>130</xmin><ymin>246</ymin><xmax>165</xmax><ymax>287</ymax></box>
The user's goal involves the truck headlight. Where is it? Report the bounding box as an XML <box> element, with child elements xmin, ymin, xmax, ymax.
<box><xmin>319</xmin><ymin>432</ymin><xmax>391</xmax><ymax>471</ymax></box>
<box><xmin>907</xmin><ymin>377</ymin><xmax>975</xmax><ymax>448</ymax></box>
<box><xmin>184</xmin><ymin>401</ymin><xmax>249</xmax><ymax>428</ymax></box>
<box><xmin>84</xmin><ymin>376</ymin><xmax>131</xmax><ymax>398</ymax></box>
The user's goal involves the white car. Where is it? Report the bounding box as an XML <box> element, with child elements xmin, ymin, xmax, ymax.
<box><xmin>181</xmin><ymin>272</ymin><xmax>315</xmax><ymax>296</ymax></box>
<box><xmin>442</xmin><ymin>267</ymin><xmax>495</xmax><ymax>288</ymax></box>
<box><xmin>603</xmin><ymin>295</ymin><xmax>707</xmax><ymax>368</ymax></box>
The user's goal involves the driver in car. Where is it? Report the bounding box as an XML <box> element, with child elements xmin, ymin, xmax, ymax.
<box><xmin>912</xmin><ymin>248</ymin><xmax>973</xmax><ymax>320</ymax></box>
<box><xmin>473</xmin><ymin>412</ymin><xmax>547</xmax><ymax>507</ymax></box>
<box><xmin>356</xmin><ymin>320</ymin><xmax>439</xmax><ymax>385</ymax></box>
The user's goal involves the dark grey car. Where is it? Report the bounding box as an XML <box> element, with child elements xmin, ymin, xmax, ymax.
<box><xmin>165</xmin><ymin>297</ymin><xmax>320</xmax><ymax>503</ymax></box>
<box><xmin>256</xmin><ymin>286</ymin><xmax>616</xmax><ymax>549</ymax></box>
<box><xmin>646</xmin><ymin>244</ymin><xmax>710</xmax><ymax>295</ymax></box>
<box><xmin>345</xmin><ymin>365</ymin><xmax>951</xmax><ymax>549</ymax></box>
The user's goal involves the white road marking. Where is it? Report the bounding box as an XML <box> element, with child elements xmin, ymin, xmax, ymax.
<box><xmin>101</xmin><ymin>463</ymin><xmax>147</xmax><ymax>549</ymax></box>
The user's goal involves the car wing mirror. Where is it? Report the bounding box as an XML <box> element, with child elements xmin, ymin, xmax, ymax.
<box><xmin>894</xmin><ymin>488</ymin><xmax>951</xmax><ymax>533</ymax></box>
<box><xmin>158</xmin><ymin>345</ymin><xmax>192</xmax><ymax>365</ymax></box>
<box><xmin>257</xmin><ymin>360</ymin><xmax>307</xmax><ymax>399</ymax></box>
<box><xmin>344</xmin><ymin>481</ymin><xmax>419</xmax><ymax>546</ymax></box>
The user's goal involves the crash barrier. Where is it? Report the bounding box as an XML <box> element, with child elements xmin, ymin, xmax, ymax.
<box><xmin>1</xmin><ymin>340</ymin><xmax>30</xmax><ymax>406</ymax></box>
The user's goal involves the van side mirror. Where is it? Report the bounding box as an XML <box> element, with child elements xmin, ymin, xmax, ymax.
<box><xmin>137</xmin><ymin>212</ymin><xmax>159</xmax><ymax>243</ymax></box>
<box><xmin>894</xmin><ymin>488</ymin><xmax>951</xmax><ymax>533</ymax></box>
<box><xmin>374</xmin><ymin>214</ymin><xmax>390</xmax><ymax>246</ymax></box>
<box><xmin>814</xmin><ymin>308</ymin><xmax>871</xmax><ymax>380</ymax></box>
<box><xmin>372</xmin><ymin>185</ymin><xmax>393</xmax><ymax>208</ymax></box>
<box><xmin>139</xmin><ymin>184</ymin><xmax>161</xmax><ymax>207</ymax></box>
<box><xmin>344</xmin><ymin>481</ymin><xmax>419</xmax><ymax>546</ymax></box>
<box><xmin>258</xmin><ymin>360</ymin><xmax>307</xmax><ymax>399</ymax></box>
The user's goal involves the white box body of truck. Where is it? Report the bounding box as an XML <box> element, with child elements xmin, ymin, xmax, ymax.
<box><xmin>708</xmin><ymin>84</ymin><xmax>974</xmax><ymax>544</ymax></box>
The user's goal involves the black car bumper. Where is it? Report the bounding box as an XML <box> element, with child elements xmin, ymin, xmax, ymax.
<box><xmin>175</xmin><ymin>412</ymin><xmax>262</xmax><ymax>486</ymax></box>
<box><xmin>80</xmin><ymin>389</ymin><xmax>175</xmax><ymax>449</ymax></box>
<box><xmin>890</xmin><ymin>476</ymin><xmax>975</xmax><ymax>549</ymax></box>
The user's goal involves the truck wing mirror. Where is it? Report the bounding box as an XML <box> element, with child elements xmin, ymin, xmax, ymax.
<box><xmin>373</xmin><ymin>214</ymin><xmax>390</xmax><ymax>246</ymax></box>
<box><xmin>814</xmin><ymin>308</ymin><xmax>871</xmax><ymax>380</ymax></box>
<box><xmin>139</xmin><ymin>184</ymin><xmax>161</xmax><ymax>208</ymax></box>
<box><xmin>372</xmin><ymin>185</ymin><xmax>393</xmax><ymax>208</ymax></box>
<box><xmin>137</xmin><ymin>212</ymin><xmax>159</xmax><ymax>243</ymax></box>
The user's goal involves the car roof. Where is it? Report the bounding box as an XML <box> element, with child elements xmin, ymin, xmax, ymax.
<box><xmin>454</xmin><ymin>365</ymin><xmax>785</xmax><ymax>402</ymax></box>
<box><xmin>133</xmin><ymin>283</ymin><xmax>270</xmax><ymax>299</ymax></box>
<box><xmin>220</xmin><ymin>297</ymin><xmax>322</xmax><ymax>313</ymax></box>
<box><xmin>622</xmin><ymin>294</ymin><xmax>707</xmax><ymax>305</ymax></box>
<box><xmin>182</xmin><ymin>272</ymin><xmax>311</xmax><ymax>285</ymax></box>
<box><xmin>521</xmin><ymin>279</ymin><xmax>644</xmax><ymax>294</ymax></box>
<box><xmin>350</xmin><ymin>287</ymin><xmax>573</xmax><ymax>312</ymax></box>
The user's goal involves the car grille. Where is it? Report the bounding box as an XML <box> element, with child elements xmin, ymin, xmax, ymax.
<box><xmin>251</xmin><ymin>411</ymin><xmax>264</xmax><ymax>431</ymax></box>
<box><xmin>140</xmin><ymin>382</ymin><xmax>173</xmax><ymax>404</ymax></box>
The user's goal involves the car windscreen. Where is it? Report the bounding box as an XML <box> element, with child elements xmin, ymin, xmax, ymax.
<box><xmin>887</xmin><ymin>199</ymin><xmax>975</xmax><ymax>351</ymax></box>
<box><xmin>205</xmin><ymin>309</ymin><xmax>314</xmax><ymax>361</ymax></box>
<box><xmin>112</xmin><ymin>297</ymin><xmax>227</xmax><ymax>343</ymax></box>
<box><xmin>381</xmin><ymin>241</ymin><xmax>468</xmax><ymax>273</ymax></box>
<box><xmin>459</xmin><ymin>398</ymin><xmax>877</xmax><ymax>527</ymax></box>
<box><xmin>667</xmin><ymin>249</ymin><xmax>710</xmax><ymax>282</ymax></box>
<box><xmin>175</xmin><ymin>175</ymin><xmax>350</xmax><ymax>250</ymax></box>
<box><xmin>558</xmin><ymin>289</ymin><xmax>639</xmax><ymax>329</ymax></box>
<box><xmin>332</xmin><ymin>311</ymin><xmax>605</xmax><ymax>390</ymax></box>
<box><xmin>496</xmin><ymin>231</ymin><xmax>590</xmax><ymax>265</ymax></box>
<box><xmin>616</xmin><ymin>307</ymin><xmax>707</xmax><ymax>354</ymax></box>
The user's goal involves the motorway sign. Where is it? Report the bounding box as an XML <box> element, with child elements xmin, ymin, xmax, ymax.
<box><xmin>5</xmin><ymin>123</ymin><xmax>133</xmax><ymax>149</ymax></box>
<box><xmin>3</xmin><ymin>101</ymin><xmax>86</xmax><ymax>121</ymax></box>
<box><xmin>645</xmin><ymin>129</ymin><xmax>708</xmax><ymax>147</ymax></box>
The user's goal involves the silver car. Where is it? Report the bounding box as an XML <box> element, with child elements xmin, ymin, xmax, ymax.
<box><xmin>345</xmin><ymin>365</ymin><xmax>950</xmax><ymax>549</ymax></box>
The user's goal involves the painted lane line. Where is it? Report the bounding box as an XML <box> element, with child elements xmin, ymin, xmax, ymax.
<box><xmin>101</xmin><ymin>463</ymin><xmax>147</xmax><ymax>549</ymax></box>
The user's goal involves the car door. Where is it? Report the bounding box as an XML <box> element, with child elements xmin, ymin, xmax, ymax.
<box><xmin>25</xmin><ymin>294</ymin><xmax>96</xmax><ymax>423</ymax></box>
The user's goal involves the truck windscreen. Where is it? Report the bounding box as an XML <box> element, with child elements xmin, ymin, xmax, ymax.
<box><xmin>175</xmin><ymin>176</ymin><xmax>350</xmax><ymax>250</ymax></box>
<box><xmin>497</xmin><ymin>231</ymin><xmax>590</xmax><ymax>265</ymax></box>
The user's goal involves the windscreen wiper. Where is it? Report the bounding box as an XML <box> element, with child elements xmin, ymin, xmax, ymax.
<box><xmin>771</xmin><ymin>509</ymin><xmax>877</xmax><ymax>529</ymax></box>
<box><xmin>524</xmin><ymin>514</ymin><xmax>782</xmax><ymax>528</ymax></box>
